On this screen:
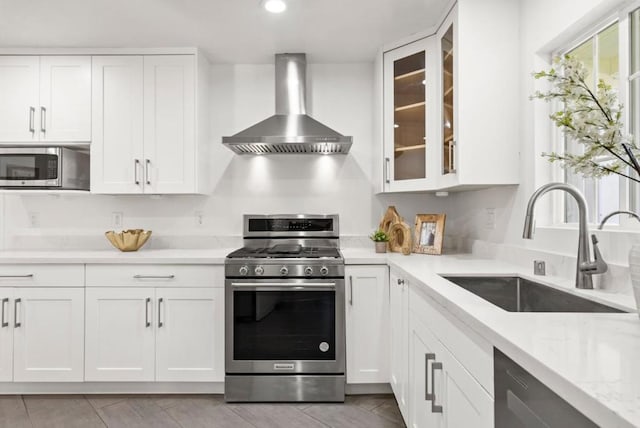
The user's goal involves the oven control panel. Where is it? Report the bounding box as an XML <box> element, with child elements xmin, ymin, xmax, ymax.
<box><xmin>226</xmin><ymin>262</ymin><xmax>344</xmax><ymax>278</ymax></box>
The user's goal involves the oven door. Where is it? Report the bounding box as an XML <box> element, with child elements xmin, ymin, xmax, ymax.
<box><xmin>225</xmin><ymin>278</ymin><xmax>345</xmax><ymax>374</ymax></box>
<box><xmin>0</xmin><ymin>148</ymin><xmax>62</xmax><ymax>187</ymax></box>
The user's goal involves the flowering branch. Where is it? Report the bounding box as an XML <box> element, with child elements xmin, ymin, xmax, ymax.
<box><xmin>531</xmin><ymin>55</ymin><xmax>640</xmax><ymax>180</ymax></box>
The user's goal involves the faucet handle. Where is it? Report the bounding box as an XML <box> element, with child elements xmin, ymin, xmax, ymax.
<box><xmin>582</xmin><ymin>234</ymin><xmax>608</xmax><ymax>274</ymax></box>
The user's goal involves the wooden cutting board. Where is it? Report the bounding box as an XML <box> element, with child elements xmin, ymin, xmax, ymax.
<box><xmin>379</xmin><ymin>206</ymin><xmax>402</xmax><ymax>235</ymax></box>
<box><xmin>388</xmin><ymin>221</ymin><xmax>412</xmax><ymax>255</ymax></box>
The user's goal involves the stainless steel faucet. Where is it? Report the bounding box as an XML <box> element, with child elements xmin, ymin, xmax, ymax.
<box><xmin>598</xmin><ymin>210</ymin><xmax>640</xmax><ymax>229</ymax></box>
<box><xmin>522</xmin><ymin>183</ymin><xmax>607</xmax><ymax>289</ymax></box>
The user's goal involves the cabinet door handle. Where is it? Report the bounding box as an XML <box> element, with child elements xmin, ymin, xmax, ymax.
<box><xmin>14</xmin><ymin>298</ymin><xmax>21</xmax><ymax>328</ymax></box>
<box><xmin>385</xmin><ymin>157</ymin><xmax>391</xmax><ymax>184</ymax></box>
<box><xmin>349</xmin><ymin>275</ymin><xmax>353</xmax><ymax>306</ymax></box>
<box><xmin>29</xmin><ymin>107</ymin><xmax>35</xmax><ymax>133</ymax></box>
<box><xmin>1</xmin><ymin>298</ymin><xmax>8</xmax><ymax>328</ymax></box>
<box><xmin>145</xmin><ymin>159</ymin><xmax>151</xmax><ymax>185</ymax></box>
<box><xmin>134</xmin><ymin>159</ymin><xmax>141</xmax><ymax>185</ymax></box>
<box><xmin>158</xmin><ymin>297</ymin><xmax>164</xmax><ymax>328</ymax></box>
<box><xmin>0</xmin><ymin>274</ymin><xmax>33</xmax><ymax>278</ymax></box>
<box><xmin>145</xmin><ymin>297</ymin><xmax>151</xmax><ymax>328</ymax></box>
<box><xmin>425</xmin><ymin>353</ymin><xmax>436</xmax><ymax>401</ymax></box>
<box><xmin>134</xmin><ymin>275</ymin><xmax>175</xmax><ymax>280</ymax></box>
<box><xmin>431</xmin><ymin>361</ymin><xmax>443</xmax><ymax>413</ymax></box>
<box><xmin>448</xmin><ymin>140</ymin><xmax>456</xmax><ymax>174</ymax></box>
<box><xmin>40</xmin><ymin>107</ymin><xmax>46</xmax><ymax>133</ymax></box>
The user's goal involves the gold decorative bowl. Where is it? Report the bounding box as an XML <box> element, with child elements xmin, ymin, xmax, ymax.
<box><xmin>105</xmin><ymin>229</ymin><xmax>152</xmax><ymax>252</ymax></box>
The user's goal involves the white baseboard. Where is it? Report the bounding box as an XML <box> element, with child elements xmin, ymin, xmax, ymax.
<box><xmin>346</xmin><ymin>383</ymin><xmax>392</xmax><ymax>395</ymax></box>
<box><xmin>0</xmin><ymin>382</ymin><xmax>225</xmax><ymax>395</ymax></box>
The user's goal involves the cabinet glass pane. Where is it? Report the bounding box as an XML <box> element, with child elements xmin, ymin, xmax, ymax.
<box><xmin>393</xmin><ymin>52</ymin><xmax>426</xmax><ymax>181</ymax></box>
<box><xmin>442</xmin><ymin>24</ymin><xmax>454</xmax><ymax>174</ymax></box>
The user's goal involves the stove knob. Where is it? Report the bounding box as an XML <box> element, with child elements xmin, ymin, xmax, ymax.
<box><xmin>320</xmin><ymin>266</ymin><xmax>329</xmax><ymax>276</ymax></box>
<box><xmin>280</xmin><ymin>266</ymin><xmax>289</xmax><ymax>276</ymax></box>
<box><xmin>255</xmin><ymin>266</ymin><xmax>264</xmax><ymax>276</ymax></box>
<box><xmin>239</xmin><ymin>266</ymin><xmax>249</xmax><ymax>276</ymax></box>
<box><xmin>304</xmin><ymin>266</ymin><xmax>313</xmax><ymax>276</ymax></box>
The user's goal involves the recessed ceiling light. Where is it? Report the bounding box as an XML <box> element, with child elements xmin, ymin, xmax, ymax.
<box><xmin>264</xmin><ymin>0</ymin><xmax>287</xmax><ymax>13</ymax></box>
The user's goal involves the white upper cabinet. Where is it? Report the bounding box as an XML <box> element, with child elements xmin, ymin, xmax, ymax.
<box><xmin>91</xmin><ymin>56</ymin><xmax>145</xmax><ymax>194</ymax></box>
<box><xmin>0</xmin><ymin>56</ymin><xmax>91</xmax><ymax>144</ymax></box>
<box><xmin>345</xmin><ymin>266</ymin><xmax>390</xmax><ymax>384</ymax></box>
<box><xmin>383</xmin><ymin>38</ymin><xmax>438</xmax><ymax>192</ymax></box>
<box><xmin>39</xmin><ymin>56</ymin><xmax>91</xmax><ymax>142</ymax></box>
<box><xmin>0</xmin><ymin>57</ymin><xmax>41</xmax><ymax>142</ymax></box>
<box><xmin>379</xmin><ymin>0</ymin><xmax>519</xmax><ymax>193</ymax></box>
<box><xmin>143</xmin><ymin>55</ymin><xmax>196</xmax><ymax>194</ymax></box>
<box><xmin>92</xmin><ymin>53</ymin><xmax>208</xmax><ymax>195</ymax></box>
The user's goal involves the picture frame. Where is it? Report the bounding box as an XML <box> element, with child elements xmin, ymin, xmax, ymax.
<box><xmin>413</xmin><ymin>214</ymin><xmax>446</xmax><ymax>255</ymax></box>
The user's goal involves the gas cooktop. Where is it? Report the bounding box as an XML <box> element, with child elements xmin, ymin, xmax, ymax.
<box><xmin>227</xmin><ymin>245</ymin><xmax>341</xmax><ymax>259</ymax></box>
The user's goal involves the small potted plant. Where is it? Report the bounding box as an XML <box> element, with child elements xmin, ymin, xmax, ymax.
<box><xmin>370</xmin><ymin>229</ymin><xmax>389</xmax><ymax>253</ymax></box>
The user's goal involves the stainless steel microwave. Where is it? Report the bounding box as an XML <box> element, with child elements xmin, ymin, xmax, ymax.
<box><xmin>0</xmin><ymin>147</ymin><xmax>89</xmax><ymax>190</ymax></box>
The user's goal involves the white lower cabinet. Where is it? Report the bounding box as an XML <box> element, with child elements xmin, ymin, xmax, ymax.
<box><xmin>345</xmin><ymin>265</ymin><xmax>389</xmax><ymax>384</ymax></box>
<box><xmin>390</xmin><ymin>270</ymin><xmax>409</xmax><ymax>420</ymax></box>
<box><xmin>85</xmin><ymin>288</ymin><xmax>155</xmax><ymax>381</ymax></box>
<box><xmin>409</xmin><ymin>314</ymin><xmax>439</xmax><ymax>428</ymax></box>
<box><xmin>409</xmin><ymin>312</ymin><xmax>493</xmax><ymax>428</ymax></box>
<box><xmin>0</xmin><ymin>289</ymin><xmax>13</xmax><ymax>382</ymax></box>
<box><xmin>0</xmin><ymin>287</ymin><xmax>84</xmax><ymax>382</ymax></box>
<box><xmin>391</xmin><ymin>270</ymin><xmax>494</xmax><ymax>428</ymax></box>
<box><xmin>85</xmin><ymin>286</ymin><xmax>224</xmax><ymax>382</ymax></box>
<box><xmin>156</xmin><ymin>288</ymin><xmax>223</xmax><ymax>382</ymax></box>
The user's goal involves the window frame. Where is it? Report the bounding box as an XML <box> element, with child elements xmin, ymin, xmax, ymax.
<box><xmin>550</xmin><ymin>5</ymin><xmax>640</xmax><ymax>230</ymax></box>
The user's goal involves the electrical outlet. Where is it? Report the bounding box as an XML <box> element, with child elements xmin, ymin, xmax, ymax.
<box><xmin>485</xmin><ymin>208</ymin><xmax>496</xmax><ymax>230</ymax></box>
<box><xmin>112</xmin><ymin>212</ymin><xmax>123</xmax><ymax>229</ymax></box>
<box><xmin>28</xmin><ymin>212</ymin><xmax>39</xmax><ymax>228</ymax></box>
<box><xmin>195</xmin><ymin>211</ymin><xmax>204</xmax><ymax>227</ymax></box>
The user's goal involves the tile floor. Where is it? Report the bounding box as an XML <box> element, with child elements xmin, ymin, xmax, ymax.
<box><xmin>0</xmin><ymin>394</ymin><xmax>405</xmax><ymax>428</ymax></box>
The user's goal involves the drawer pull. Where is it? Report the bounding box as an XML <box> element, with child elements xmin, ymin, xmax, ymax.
<box><xmin>1</xmin><ymin>298</ymin><xmax>8</xmax><ymax>328</ymax></box>
<box><xmin>0</xmin><ymin>274</ymin><xmax>33</xmax><ymax>278</ymax></box>
<box><xmin>133</xmin><ymin>275</ymin><xmax>175</xmax><ymax>280</ymax></box>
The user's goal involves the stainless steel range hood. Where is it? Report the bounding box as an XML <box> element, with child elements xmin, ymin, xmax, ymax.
<box><xmin>222</xmin><ymin>54</ymin><xmax>352</xmax><ymax>155</ymax></box>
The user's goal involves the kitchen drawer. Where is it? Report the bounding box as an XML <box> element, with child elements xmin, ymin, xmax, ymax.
<box><xmin>85</xmin><ymin>264</ymin><xmax>223</xmax><ymax>288</ymax></box>
<box><xmin>409</xmin><ymin>284</ymin><xmax>493</xmax><ymax>396</ymax></box>
<box><xmin>0</xmin><ymin>264</ymin><xmax>84</xmax><ymax>287</ymax></box>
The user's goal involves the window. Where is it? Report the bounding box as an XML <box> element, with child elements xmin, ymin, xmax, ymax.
<box><xmin>562</xmin><ymin>22</ymin><xmax>621</xmax><ymax>225</ymax></box>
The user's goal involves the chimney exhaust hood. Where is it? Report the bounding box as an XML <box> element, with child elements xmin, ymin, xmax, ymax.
<box><xmin>222</xmin><ymin>53</ymin><xmax>353</xmax><ymax>155</ymax></box>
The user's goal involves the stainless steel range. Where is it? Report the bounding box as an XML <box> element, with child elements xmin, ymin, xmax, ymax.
<box><xmin>225</xmin><ymin>214</ymin><xmax>345</xmax><ymax>402</ymax></box>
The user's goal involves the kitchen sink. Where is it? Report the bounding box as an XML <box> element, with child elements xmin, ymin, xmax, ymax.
<box><xmin>442</xmin><ymin>276</ymin><xmax>625</xmax><ymax>313</ymax></box>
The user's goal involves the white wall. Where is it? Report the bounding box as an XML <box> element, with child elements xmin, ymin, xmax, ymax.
<box><xmin>1</xmin><ymin>62</ymin><xmax>452</xmax><ymax>250</ymax></box>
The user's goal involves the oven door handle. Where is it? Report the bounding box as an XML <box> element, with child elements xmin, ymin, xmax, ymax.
<box><xmin>230</xmin><ymin>282</ymin><xmax>336</xmax><ymax>290</ymax></box>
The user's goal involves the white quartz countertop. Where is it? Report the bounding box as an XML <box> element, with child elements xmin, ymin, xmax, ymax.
<box><xmin>0</xmin><ymin>249</ymin><xmax>233</xmax><ymax>264</ymax></box>
<box><xmin>344</xmin><ymin>249</ymin><xmax>640</xmax><ymax>428</ymax></box>
<box><xmin>1</xmin><ymin>247</ymin><xmax>638</xmax><ymax>425</ymax></box>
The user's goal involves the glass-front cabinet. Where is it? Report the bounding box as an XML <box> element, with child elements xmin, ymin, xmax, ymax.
<box><xmin>383</xmin><ymin>38</ymin><xmax>437</xmax><ymax>192</ymax></box>
<box><xmin>379</xmin><ymin>0</ymin><xmax>519</xmax><ymax>193</ymax></box>
<box><xmin>441</xmin><ymin>22</ymin><xmax>455</xmax><ymax>176</ymax></box>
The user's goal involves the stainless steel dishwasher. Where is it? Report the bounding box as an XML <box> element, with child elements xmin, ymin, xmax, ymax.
<box><xmin>494</xmin><ymin>348</ymin><xmax>597</xmax><ymax>427</ymax></box>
